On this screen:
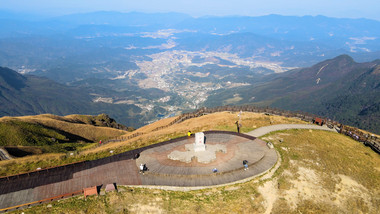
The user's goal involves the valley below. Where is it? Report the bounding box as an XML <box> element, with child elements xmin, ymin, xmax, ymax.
<box><xmin>90</xmin><ymin>50</ymin><xmax>291</xmax><ymax>116</ymax></box>
<box><xmin>0</xmin><ymin>11</ymin><xmax>379</xmax><ymax>131</ymax></box>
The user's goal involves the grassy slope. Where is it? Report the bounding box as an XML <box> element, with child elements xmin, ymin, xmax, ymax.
<box><xmin>16</xmin><ymin>113</ymin><xmax>379</xmax><ymax>214</ymax></box>
<box><xmin>65</xmin><ymin>114</ymin><xmax>135</xmax><ymax>131</ymax></box>
<box><xmin>0</xmin><ymin>114</ymin><xmax>128</xmax><ymax>143</ymax></box>
<box><xmin>0</xmin><ymin>114</ymin><xmax>128</xmax><ymax>155</ymax></box>
<box><xmin>267</xmin><ymin>130</ymin><xmax>379</xmax><ymax>213</ymax></box>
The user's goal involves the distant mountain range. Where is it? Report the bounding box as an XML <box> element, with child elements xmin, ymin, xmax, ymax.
<box><xmin>0</xmin><ymin>67</ymin><xmax>146</xmax><ymax>127</ymax></box>
<box><xmin>0</xmin><ymin>11</ymin><xmax>379</xmax><ymax>70</ymax></box>
<box><xmin>1</xmin><ymin>54</ymin><xmax>379</xmax><ymax>133</ymax></box>
<box><xmin>0</xmin><ymin>11</ymin><xmax>379</xmax><ymax>133</ymax></box>
<box><xmin>205</xmin><ymin>55</ymin><xmax>380</xmax><ymax>133</ymax></box>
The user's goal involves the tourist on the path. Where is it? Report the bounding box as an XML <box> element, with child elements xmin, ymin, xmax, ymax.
<box><xmin>133</xmin><ymin>153</ymin><xmax>140</xmax><ymax>159</ymax></box>
<box><xmin>139</xmin><ymin>163</ymin><xmax>148</xmax><ymax>174</ymax></box>
<box><xmin>188</xmin><ymin>131</ymin><xmax>192</xmax><ymax>137</ymax></box>
<box><xmin>212</xmin><ymin>168</ymin><xmax>218</xmax><ymax>173</ymax></box>
<box><xmin>243</xmin><ymin>160</ymin><xmax>249</xmax><ymax>170</ymax></box>
<box><xmin>235</xmin><ymin>121</ymin><xmax>241</xmax><ymax>133</ymax></box>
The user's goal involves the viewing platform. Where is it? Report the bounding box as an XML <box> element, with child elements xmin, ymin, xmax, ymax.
<box><xmin>136</xmin><ymin>131</ymin><xmax>277</xmax><ymax>187</ymax></box>
<box><xmin>0</xmin><ymin>131</ymin><xmax>278</xmax><ymax>211</ymax></box>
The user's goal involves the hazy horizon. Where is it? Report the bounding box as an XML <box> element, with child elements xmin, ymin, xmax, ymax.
<box><xmin>1</xmin><ymin>0</ymin><xmax>379</xmax><ymax>21</ymax></box>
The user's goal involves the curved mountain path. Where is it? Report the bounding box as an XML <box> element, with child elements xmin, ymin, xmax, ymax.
<box><xmin>247</xmin><ymin>124</ymin><xmax>337</xmax><ymax>137</ymax></box>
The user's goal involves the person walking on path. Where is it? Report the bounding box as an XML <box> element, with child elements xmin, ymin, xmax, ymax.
<box><xmin>235</xmin><ymin>121</ymin><xmax>241</xmax><ymax>133</ymax></box>
<box><xmin>243</xmin><ymin>160</ymin><xmax>249</xmax><ymax>170</ymax></box>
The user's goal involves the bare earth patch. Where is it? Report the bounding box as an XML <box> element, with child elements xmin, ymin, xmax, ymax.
<box><xmin>258</xmin><ymin>178</ymin><xmax>278</xmax><ymax>214</ymax></box>
<box><xmin>283</xmin><ymin>166</ymin><xmax>325</xmax><ymax>209</ymax></box>
<box><xmin>129</xmin><ymin>203</ymin><xmax>164</xmax><ymax>214</ymax></box>
<box><xmin>260</xmin><ymin>160</ymin><xmax>375</xmax><ymax>213</ymax></box>
<box><xmin>258</xmin><ymin>130</ymin><xmax>380</xmax><ymax>213</ymax></box>
<box><xmin>334</xmin><ymin>174</ymin><xmax>372</xmax><ymax>209</ymax></box>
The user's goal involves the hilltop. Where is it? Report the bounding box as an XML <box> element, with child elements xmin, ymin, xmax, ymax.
<box><xmin>0</xmin><ymin>111</ymin><xmax>378</xmax><ymax>213</ymax></box>
<box><xmin>0</xmin><ymin>114</ymin><xmax>130</xmax><ymax>158</ymax></box>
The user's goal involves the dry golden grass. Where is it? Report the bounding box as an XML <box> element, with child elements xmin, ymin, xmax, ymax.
<box><xmin>0</xmin><ymin>114</ymin><xmax>128</xmax><ymax>176</ymax></box>
<box><xmin>24</xmin><ymin>182</ymin><xmax>266</xmax><ymax>214</ymax></box>
<box><xmin>0</xmin><ymin>153</ymin><xmax>65</xmax><ymax>176</ymax></box>
<box><xmin>131</xmin><ymin>116</ymin><xmax>180</xmax><ymax>133</ymax></box>
<box><xmin>265</xmin><ymin>130</ymin><xmax>380</xmax><ymax>213</ymax></box>
<box><xmin>81</xmin><ymin>112</ymin><xmax>306</xmax><ymax>156</ymax></box>
<box><xmin>0</xmin><ymin>114</ymin><xmax>127</xmax><ymax>142</ymax></box>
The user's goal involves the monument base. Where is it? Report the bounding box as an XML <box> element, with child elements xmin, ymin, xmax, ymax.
<box><xmin>194</xmin><ymin>144</ymin><xmax>206</xmax><ymax>152</ymax></box>
<box><xmin>168</xmin><ymin>143</ymin><xmax>227</xmax><ymax>163</ymax></box>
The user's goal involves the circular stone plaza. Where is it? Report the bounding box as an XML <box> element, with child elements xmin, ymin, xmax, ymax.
<box><xmin>135</xmin><ymin>131</ymin><xmax>277</xmax><ymax>187</ymax></box>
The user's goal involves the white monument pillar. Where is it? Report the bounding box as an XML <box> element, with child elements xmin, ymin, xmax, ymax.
<box><xmin>194</xmin><ymin>132</ymin><xmax>206</xmax><ymax>152</ymax></box>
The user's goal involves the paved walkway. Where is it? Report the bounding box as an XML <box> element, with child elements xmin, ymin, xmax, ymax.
<box><xmin>247</xmin><ymin>124</ymin><xmax>338</xmax><ymax>137</ymax></box>
<box><xmin>0</xmin><ymin>152</ymin><xmax>141</xmax><ymax>210</ymax></box>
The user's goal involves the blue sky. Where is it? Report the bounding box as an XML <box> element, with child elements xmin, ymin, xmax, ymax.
<box><xmin>1</xmin><ymin>0</ymin><xmax>379</xmax><ymax>20</ymax></box>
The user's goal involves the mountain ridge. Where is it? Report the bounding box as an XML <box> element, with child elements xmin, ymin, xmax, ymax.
<box><xmin>205</xmin><ymin>55</ymin><xmax>380</xmax><ymax>133</ymax></box>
